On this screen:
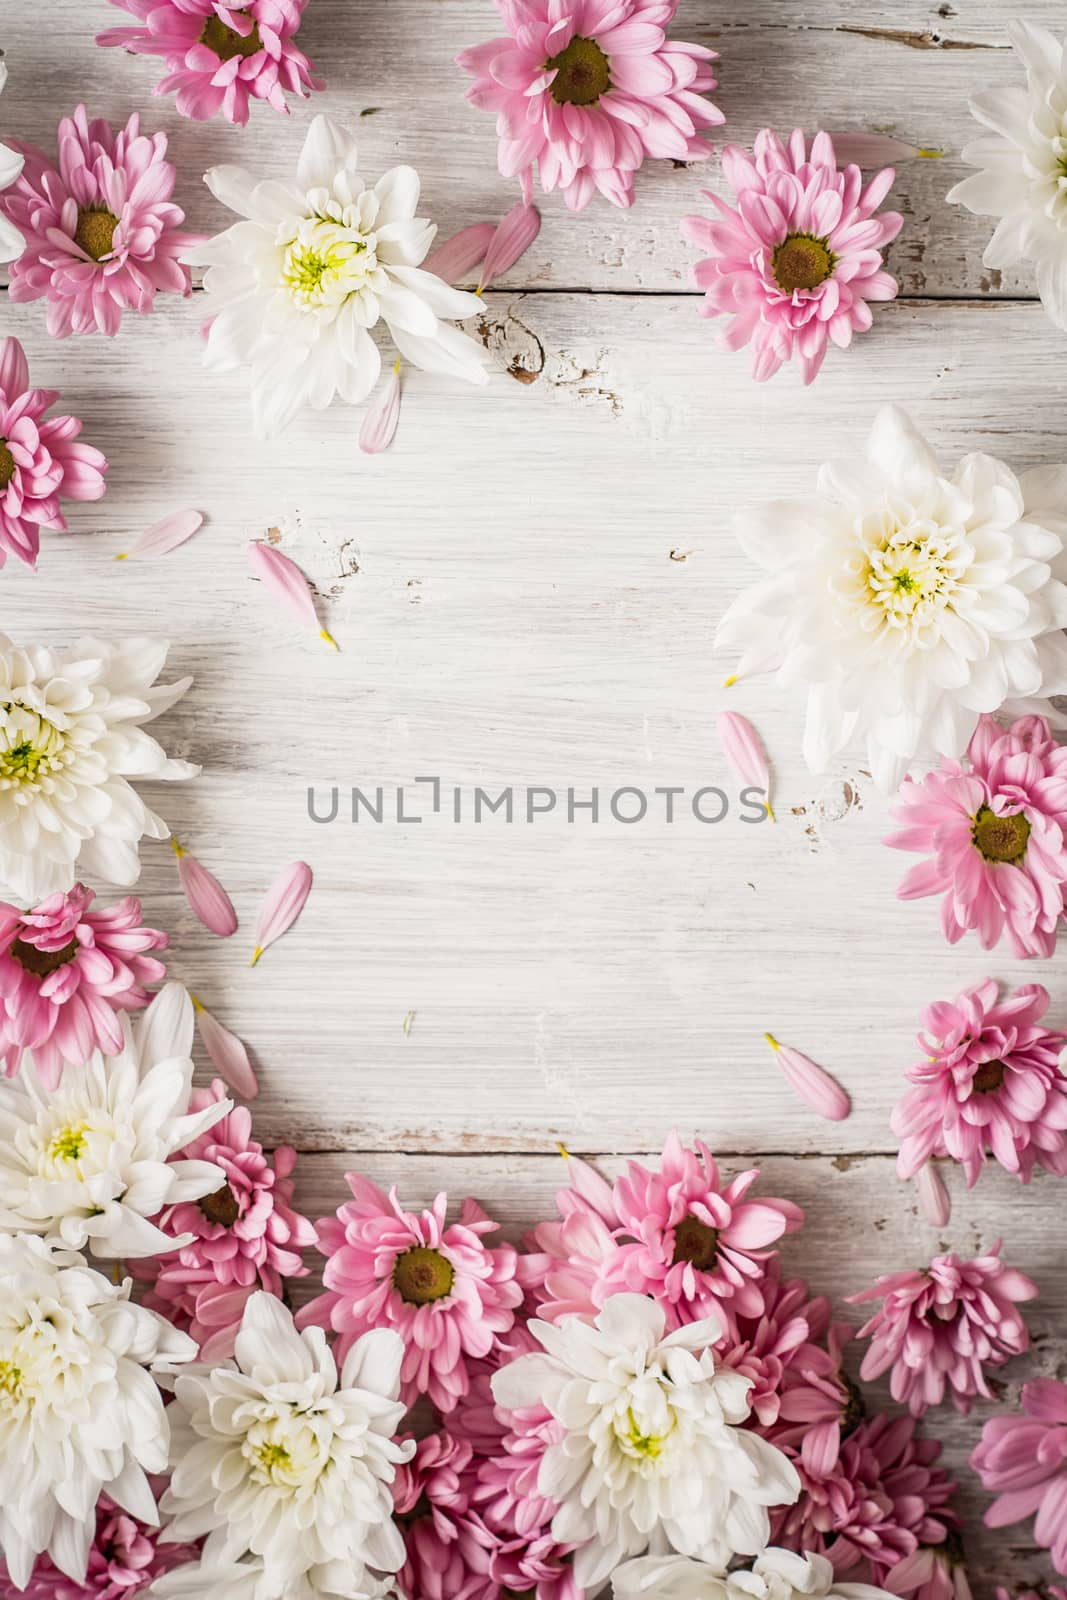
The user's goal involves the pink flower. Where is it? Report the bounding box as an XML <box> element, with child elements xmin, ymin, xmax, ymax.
<box><xmin>996</xmin><ymin>1589</ymin><xmax>1067</xmax><ymax>1600</ymax></box>
<box><xmin>1</xmin><ymin>106</ymin><xmax>193</xmax><ymax>338</ymax></box>
<box><xmin>393</xmin><ymin>1432</ymin><xmax>490</xmax><ymax>1600</ymax></box>
<box><xmin>473</xmin><ymin>1406</ymin><xmax>580</xmax><ymax>1600</ymax></box>
<box><xmin>0</xmin><ymin>336</ymin><xmax>107</xmax><ymax>571</ymax></box>
<box><xmin>893</xmin><ymin>980</ymin><xmax>1067</xmax><ymax>1191</ymax></box>
<box><xmin>889</xmin><ymin>713</ymin><xmax>1067</xmax><ymax>960</ymax></box>
<box><xmin>772</xmin><ymin>1412</ymin><xmax>959</xmax><ymax>1583</ymax></box>
<box><xmin>96</xmin><ymin>0</ymin><xmax>323</xmax><ymax>125</ymax></box>
<box><xmin>972</xmin><ymin>1378</ymin><xmax>1067</xmax><ymax>1576</ymax></box>
<box><xmin>773</xmin><ymin>1320</ymin><xmax>861</xmax><ymax>1476</ymax></box>
<box><xmin>714</xmin><ymin>1259</ymin><xmax>829</xmax><ymax>1429</ymax></box>
<box><xmin>682</xmin><ymin>128</ymin><xmax>901</xmax><ymax>384</ymax></box>
<box><xmin>457</xmin><ymin>0</ymin><xmax>722</xmax><ymax>211</ymax></box>
<box><xmin>0</xmin><ymin>884</ymin><xmax>167</xmax><ymax>1090</ymax></box>
<box><xmin>136</xmin><ymin>1081</ymin><xmax>316</xmax><ymax>1359</ymax></box>
<box><xmin>4</xmin><ymin>1494</ymin><xmax>197</xmax><ymax>1599</ymax></box>
<box><xmin>298</xmin><ymin>1178</ymin><xmax>523</xmax><ymax>1412</ymax></box>
<box><xmin>885</xmin><ymin>1536</ymin><xmax>973</xmax><ymax>1600</ymax></box>
<box><xmin>848</xmin><ymin>1243</ymin><xmax>1037</xmax><ymax>1417</ymax></box>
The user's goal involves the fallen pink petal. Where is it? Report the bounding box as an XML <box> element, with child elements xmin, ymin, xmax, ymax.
<box><xmin>192</xmin><ymin>996</ymin><xmax>258</xmax><ymax>1098</ymax></box>
<box><xmin>172</xmin><ymin>840</ymin><xmax>237</xmax><ymax>938</ymax></box>
<box><xmin>424</xmin><ymin>221</ymin><xmax>495</xmax><ymax>285</ymax></box>
<box><xmin>479</xmin><ymin>202</ymin><xmax>542</xmax><ymax>291</ymax></box>
<box><xmin>117</xmin><ymin>509</ymin><xmax>203</xmax><ymax>560</ymax></box>
<box><xmin>253</xmin><ymin>860</ymin><xmax>313</xmax><ymax>966</ymax></box>
<box><xmin>828</xmin><ymin>132</ymin><xmax>942</xmax><ymax>166</ymax></box>
<box><xmin>247</xmin><ymin>540</ymin><xmax>338</xmax><ymax>650</ymax></box>
<box><xmin>359</xmin><ymin>365</ymin><xmax>402</xmax><ymax>456</ymax></box>
<box><xmin>717</xmin><ymin>711</ymin><xmax>774</xmax><ymax>820</ymax></box>
<box><xmin>765</xmin><ymin>1033</ymin><xmax>851</xmax><ymax>1121</ymax></box>
<box><xmin>916</xmin><ymin>1161</ymin><xmax>952</xmax><ymax>1227</ymax></box>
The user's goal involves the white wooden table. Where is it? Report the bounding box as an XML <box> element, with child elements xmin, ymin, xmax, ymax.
<box><xmin>3</xmin><ymin>2</ymin><xmax>1066</xmax><ymax>1586</ymax></box>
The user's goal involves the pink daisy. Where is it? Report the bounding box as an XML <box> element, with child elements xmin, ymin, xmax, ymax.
<box><xmin>135</xmin><ymin>1080</ymin><xmax>316</xmax><ymax>1361</ymax></box>
<box><xmin>0</xmin><ymin>336</ymin><xmax>107</xmax><ymax>571</ymax></box>
<box><xmin>848</xmin><ymin>1243</ymin><xmax>1037</xmax><ymax>1417</ymax></box>
<box><xmin>681</xmin><ymin>128</ymin><xmax>901</xmax><ymax>384</ymax></box>
<box><xmin>457</xmin><ymin>0</ymin><xmax>722</xmax><ymax>211</ymax></box>
<box><xmin>971</xmin><ymin>1378</ymin><xmax>1067</xmax><ymax>1576</ymax></box>
<box><xmin>4</xmin><ymin>1493</ymin><xmax>198</xmax><ymax>1599</ymax></box>
<box><xmin>393</xmin><ymin>1432</ymin><xmax>490</xmax><ymax>1600</ymax></box>
<box><xmin>298</xmin><ymin>1178</ymin><xmax>523</xmax><ymax>1412</ymax></box>
<box><xmin>889</xmin><ymin>713</ymin><xmax>1067</xmax><ymax>960</ymax></box>
<box><xmin>0</xmin><ymin>884</ymin><xmax>167</xmax><ymax>1090</ymax></box>
<box><xmin>714</xmin><ymin>1259</ymin><xmax>828</xmax><ymax>1429</ymax></box>
<box><xmin>96</xmin><ymin>1</ymin><xmax>323</xmax><ymax>126</ymax></box>
<box><xmin>1</xmin><ymin>106</ymin><xmax>194</xmax><ymax>338</ymax></box>
<box><xmin>893</xmin><ymin>980</ymin><xmax>1067</xmax><ymax>1191</ymax></box>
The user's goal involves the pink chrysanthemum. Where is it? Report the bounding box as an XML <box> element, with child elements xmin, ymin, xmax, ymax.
<box><xmin>681</xmin><ymin>128</ymin><xmax>901</xmax><ymax>384</ymax></box>
<box><xmin>96</xmin><ymin>1</ymin><xmax>323</xmax><ymax>126</ymax></box>
<box><xmin>972</xmin><ymin>1378</ymin><xmax>1067</xmax><ymax>1576</ymax></box>
<box><xmin>298</xmin><ymin>1178</ymin><xmax>523</xmax><ymax>1412</ymax></box>
<box><xmin>848</xmin><ymin>1243</ymin><xmax>1037</xmax><ymax>1417</ymax></box>
<box><xmin>1</xmin><ymin>106</ymin><xmax>193</xmax><ymax>338</ymax></box>
<box><xmin>0</xmin><ymin>884</ymin><xmax>167</xmax><ymax>1090</ymax></box>
<box><xmin>894</xmin><ymin>980</ymin><xmax>1067</xmax><ymax>1191</ymax></box>
<box><xmin>772</xmin><ymin>1412</ymin><xmax>960</xmax><ymax>1585</ymax></box>
<box><xmin>393</xmin><ymin>1432</ymin><xmax>489</xmax><ymax>1600</ymax></box>
<box><xmin>889</xmin><ymin>714</ymin><xmax>1067</xmax><ymax>960</ymax></box>
<box><xmin>135</xmin><ymin>1080</ymin><xmax>316</xmax><ymax>1361</ymax></box>
<box><xmin>885</xmin><ymin>1536</ymin><xmax>973</xmax><ymax>1600</ymax></box>
<box><xmin>0</xmin><ymin>336</ymin><xmax>107</xmax><ymax>571</ymax></box>
<box><xmin>457</xmin><ymin>0</ymin><xmax>722</xmax><ymax>211</ymax></box>
<box><xmin>773</xmin><ymin>1320</ymin><xmax>861</xmax><ymax>1477</ymax></box>
<box><xmin>714</xmin><ymin>1259</ymin><xmax>829</xmax><ymax>1429</ymax></box>
<box><xmin>996</xmin><ymin>1589</ymin><xmax>1067</xmax><ymax>1600</ymax></box>
<box><xmin>472</xmin><ymin>1405</ymin><xmax>580</xmax><ymax>1600</ymax></box>
<box><xmin>4</xmin><ymin>1494</ymin><xmax>197</xmax><ymax>1599</ymax></box>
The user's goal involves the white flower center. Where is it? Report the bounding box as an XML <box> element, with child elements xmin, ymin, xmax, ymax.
<box><xmin>0</xmin><ymin>706</ymin><xmax>68</xmax><ymax>792</ymax></box>
<box><xmin>280</xmin><ymin>214</ymin><xmax>378</xmax><ymax>311</ymax></box>
<box><xmin>836</xmin><ymin>508</ymin><xmax>969</xmax><ymax>638</ymax></box>
<box><xmin>242</xmin><ymin>1410</ymin><xmax>327</xmax><ymax>1491</ymax></box>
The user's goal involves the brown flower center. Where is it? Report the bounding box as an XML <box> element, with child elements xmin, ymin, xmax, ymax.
<box><xmin>200</xmin><ymin>12</ymin><xmax>263</xmax><ymax>60</ymax></box>
<box><xmin>972</xmin><ymin>1059</ymin><xmax>1006</xmax><ymax>1095</ymax></box>
<box><xmin>0</xmin><ymin>441</ymin><xmax>15</xmax><ymax>489</ymax></box>
<box><xmin>546</xmin><ymin>35</ymin><xmax>611</xmax><ymax>106</ymax></box>
<box><xmin>932</xmin><ymin>1527</ymin><xmax>966</xmax><ymax>1567</ymax></box>
<box><xmin>393</xmin><ymin>1245</ymin><xmax>455</xmax><ymax>1304</ymax></box>
<box><xmin>972</xmin><ymin>806</ymin><xmax>1031</xmax><ymax>864</ymax></box>
<box><xmin>198</xmin><ymin>1182</ymin><xmax>242</xmax><ymax>1227</ymax></box>
<box><xmin>74</xmin><ymin>208</ymin><xmax>119</xmax><ymax>262</ymax></box>
<box><xmin>671</xmin><ymin>1214</ymin><xmax>720</xmax><ymax>1272</ymax></box>
<box><xmin>840</xmin><ymin>1374</ymin><xmax>866</xmax><ymax>1438</ymax></box>
<box><xmin>10</xmin><ymin>935</ymin><xmax>79</xmax><ymax>978</ymax></box>
<box><xmin>772</xmin><ymin>232</ymin><xmax>836</xmax><ymax>293</ymax></box>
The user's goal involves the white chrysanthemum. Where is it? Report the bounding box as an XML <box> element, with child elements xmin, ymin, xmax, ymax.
<box><xmin>0</xmin><ymin>983</ymin><xmax>230</xmax><ymax>1258</ymax></box>
<box><xmin>0</xmin><ymin>1234</ymin><xmax>195</xmax><ymax>1590</ymax></box>
<box><xmin>613</xmin><ymin>1547</ymin><xmax>894</xmax><ymax>1600</ymax></box>
<box><xmin>948</xmin><ymin>21</ymin><xmax>1067</xmax><ymax>329</ymax></box>
<box><xmin>0</xmin><ymin>635</ymin><xmax>198</xmax><ymax>904</ymax></box>
<box><xmin>0</xmin><ymin>61</ymin><xmax>25</xmax><ymax>263</ymax></box>
<box><xmin>491</xmin><ymin>1293</ymin><xmax>800</xmax><ymax>1592</ymax></box>
<box><xmin>717</xmin><ymin>405</ymin><xmax>1067</xmax><ymax>792</ymax></box>
<box><xmin>160</xmin><ymin>1293</ymin><xmax>413</xmax><ymax>1596</ymax></box>
<box><xmin>185</xmin><ymin>115</ymin><xmax>489</xmax><ymax>438</ymax></box>
<box><xmin>151</xmin><ymin>1534</ymin><xmax>401</xmax><ymax>1600</ymax></box>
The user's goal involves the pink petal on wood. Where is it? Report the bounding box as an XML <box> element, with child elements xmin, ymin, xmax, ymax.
<box><xmin>359</xmin><ymin>364</ymin><xmax>402</xmax><ymax>455</ymax></box>
<box><xmin>717</xmin><ymin>710</ymin><xmax>774</xmax><ymax>819</ymax></box>
<box><xmin>765</xmin><ymin>1033</ymin><xmax>851</xmax><ymax>1121</ymax></box>
<box><xmin>479</xmin><ymin>202</ymin><xmax>542</xmax><ymax>290</ymax></box>
<box><xmin>827</xmin><ymin>132</ymin><xmax>942</xmax><ymax>166</ymax></box>
<box><xmin>252</xmin><ymin>860</ymin><xmax>312</xmax><ymax>966</ymax></box>
<box><xmin>916</xmin><ymin>1161</ymin><xmax>951</xmax><ymax>1226</ymax></box>
<box><xmin>424</xmin><ymin>221</ymin><xmax>495</xmax><ymax>284</ymax></box>
<box><xmin>246</xmin><ymin>540</ymin><xmax>338</xmax><ymax>650</ymax></box>
<box><xmin>173</xmin><ymin>840</ymin><xmax>237</xmax><ymax>937</ymax></box>
<box><xmin>117</xmin><ymin>510</ymin><xmax>204</xmax><ymax>560</ymax></box>
<box><xmin>193</xmin><ymin>996</ymin><xmax>258</xmax><ymax>1098</ymax></box>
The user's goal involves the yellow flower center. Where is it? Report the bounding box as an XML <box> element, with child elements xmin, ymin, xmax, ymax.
<box><xmin>74</xmin><ymin>208</ymin><xmax>119</xmax><ymax>262</ymax></box>
<box><xmin>0</xmin><ymin>1360</ymin><xmax>23</xmax><ymax>1402</ymax></box>
<box><xmin>256</xmin><ymin>1441</ymin><xmax>292</xmax><ymax>1474</ymax></box>
<box><xmin>48</xmin><ymin>1124</ymin><xmax>89</xmax><ymax>1164</ymax></box>
<box><xmin>11</xmin><ymin>936</ymin><xmax>79</xmax><ymax>979</ymax></box>
<box><xmin>621</xmin><ymin>1407</ymin><xmax>673</xmax><ymax>1460</ymax></box>
<box><xmin>772</xmin><ymin>232</ymin><xmax>836</xmax><ymax>292</ymax></box>
<box><xmin>0</xmin><ymin>441</ymin><xmax>15</xmax><ymax>488</ymax></box>
<box><xmin>0</xmin><ymin>710</ymin><xmax>67</xmax><ymax>791</ymax></box>
<box><xmin>200</xmin><ymin>12</ymin><xmax>263</xmax><ymax>60</ymax></box>
<box><xmin>546</xmin><ymin>35</ymin><xmax>611</xmax><ymax>106</ymax></box>
<box><xmin>671</xmin><ymin>1214</ymin><xmax>720</xmax><ymax>1272</ymax></box>
<box><xmin>280</xmin><ymin>219</ymin><xmax>372</xmax><ymax>310</ymax></box>
<box><xmin>863</xmin><ymin>535</ymin><xmax>958</xmax><ymax>628</ymax></box>
<box><xmin>972</xmin><ymin>806</ymin><xmax>1031</xmax><ymax>865</ymax></box>
<box><xmin>393</xmin><ymin>1245</ymin><xmax>455</xmax><ymax>1304</ymax></box>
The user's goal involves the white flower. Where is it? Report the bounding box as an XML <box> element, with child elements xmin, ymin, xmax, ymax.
<box><xmin>150</xmin><ymin>1535</ymin><xmax>401</xmax><ymax>1600</ymax></box>
<box><xmin>717</xmin><ymin>405</ymin><xmax>1067</xmax><ymax>792</ymax></box>
<box><xmin>948</xmin><ymin>22</ymin><xmax>1067</xmax><ymax>329</ymax></box>
<box><xmin>0</xmin><ymin>635</ymin><xmax>198</xmax><ymax>904</ymax></box>
<box><xmin>491</xmin><ymin>1293</ymin><xmax>800</xmax><ymax>1592</ymax></box>
<box><xmin>0</xmin><ymin>983</ymin><xmax>230</xmax><ymax>1258</ymax></box>
<box><xmin>0</xmin><ymin>1234</ymin><xmax>195</xmax><ymax>1590</ymax></box>
<box><xmin>186</xmin><ymin>115</ymin><xmax>489</xmax><ymax>438</ymax></box>
<box><xmin>160</xmin><ymin>1293</ymin><xmax>413</xmax><ymax>1595</ymax></box>
<box><xmin>0</xmin><ymin>61</ymin><xmax>25</xmax><ymax>264</ymax></box>
<box><xmin>612</xmin><ymin>1547</ymin><xmax>894</xmax><ymax>1600</ymax></box>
